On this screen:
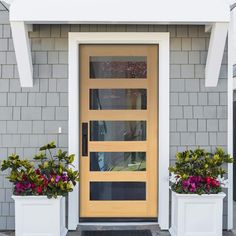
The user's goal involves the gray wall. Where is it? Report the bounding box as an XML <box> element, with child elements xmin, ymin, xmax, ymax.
<box><xmin>0</xmin><ymin>6</ymin><xmax>228</xmax><ymax>230</ymax></box>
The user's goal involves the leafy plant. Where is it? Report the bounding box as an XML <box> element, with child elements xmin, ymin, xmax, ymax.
<box><xmin>1</xmin><ymin>142</ymin><xmax>79</xmax><ymax>198</ymax></box>
<box><xmin>169</xmin><ymin>147</ymin><xmax>233</xmax><ymax>194</ymax></box>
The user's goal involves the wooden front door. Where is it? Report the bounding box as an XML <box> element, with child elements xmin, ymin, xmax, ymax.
<box><xmin>79</xmin><ymin>45</ymin><xmax>158</xmax><ymax>218</ymax></box>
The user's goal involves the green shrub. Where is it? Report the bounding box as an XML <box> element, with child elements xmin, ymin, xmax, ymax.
<box><xmin>1</xmin><ymin>142</ymin><xmax>79</xmax><ymax>198</ymax></box>
<box><xmin>169</xmin><ymin>147</ymin><xmax>233</xmax><ymax>194</ymax></box>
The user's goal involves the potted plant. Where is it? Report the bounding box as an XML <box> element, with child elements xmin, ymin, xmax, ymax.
<box><xmin>1</xmin><ymin>142</ymin><xmax>79</xmax><ymax>236</ymax></box>
<box><xmin>169</xmin><ymin>147</ymin><xmax>233</xmax><ymax>236</ymax></box>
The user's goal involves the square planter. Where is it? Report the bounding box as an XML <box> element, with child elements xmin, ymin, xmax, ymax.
<box><xmin>169</xmin><ymin>191</ymin><xmax>225</xmax><ymax>236</ymax></box>
<box><xmin>13</xmin><ymin>195</ymin><xmax>68</xmax><ymax>236</ymax></box>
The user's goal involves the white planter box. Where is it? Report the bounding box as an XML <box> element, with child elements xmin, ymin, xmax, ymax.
<box><xmin>169</xmin><ymin>191</ymin><xmax>225</xmax><ymax>236</ymax></box>
<box><xmin>12</xmin><ymin>195</ymin><xmax>68</xmax><ymax>236</ymax></box>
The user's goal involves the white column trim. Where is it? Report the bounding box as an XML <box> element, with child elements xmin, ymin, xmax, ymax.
<box><xmin>227</xmin><ymin>10</ymin><xmax>234</xmax><ymax>231</ymax></box>
<box><xmin>68</xmin><ymin>32</ymin><xmax>170</xmax><ymax>230</ymax></box>
<box><xmin>68</xmin><ymin>33</ymin><xmax>79</xmax><ymax>230</ymax></box>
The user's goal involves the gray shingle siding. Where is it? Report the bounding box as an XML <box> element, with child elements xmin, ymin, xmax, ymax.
<box><xmin>0</xmin><ymin>8</ymin><xmax>228</xmax><ymax>230</ymax></box>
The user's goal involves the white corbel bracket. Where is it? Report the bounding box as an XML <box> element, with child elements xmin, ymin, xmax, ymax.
<box><xmin>205</xmin><ymin>22</ymin><xmax>229</xmax><ymax>87</ymax></box>
<box><xmin>10</xmin><ymin>21</ymin><xmax>33</xmax><ymax>87</ymax></box>
<box><xmin>205</xmin><ymin>24</ymin><xmax>212</xmax><ymax>33</ymax></box>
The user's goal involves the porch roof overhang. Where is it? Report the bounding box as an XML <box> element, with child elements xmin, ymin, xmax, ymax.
<box><xmin>5</xmin><ymin>0</ymin><xmax>230</xmax><ymax>87</ymax></box>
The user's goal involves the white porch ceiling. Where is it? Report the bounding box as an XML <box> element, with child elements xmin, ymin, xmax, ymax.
<box><xmin>4</xmin><ymin>0</ymin><xmax>231</xmax><ymax>87</ymax></box>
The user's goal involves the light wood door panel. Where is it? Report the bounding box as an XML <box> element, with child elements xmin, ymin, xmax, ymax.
<box><xmin>79</xmin><ymin>45</ymin><xmax>158</xmax><ymax>218</ymax></box>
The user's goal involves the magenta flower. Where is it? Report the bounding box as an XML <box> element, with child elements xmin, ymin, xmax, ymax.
<box><xmin>182</xmin><ymin>180</ymin><xmax>190</xmax><ymax>189</ymax></box>
<box><xmin>24</xmin><ymin>182</ymin><xmax>31</xmax><ymax>189</ymax></box>
<box><xmin>189</xmin><ymin>183</ymin><xmax>196</xmax><ymax>192</ymax></box>
<box><xmin>55</xmin><ymin>175</ymin><xmax>61</xmax><ymax>183</ymax></box>
<box><xmin>61</xmin><ymin>173</ymin><xmax>68</xmax><ymax>182</ymax></box>
<box><xmin>15</xmin><ymin>183</ymin><xmax>23</xmax><ymax>191</ymax></box>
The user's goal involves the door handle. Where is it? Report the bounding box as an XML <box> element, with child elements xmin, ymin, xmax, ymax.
<box><xmin>82</xmin><ymin>122</ymin><xmax>88</xmax><ymax>156</ymax></box>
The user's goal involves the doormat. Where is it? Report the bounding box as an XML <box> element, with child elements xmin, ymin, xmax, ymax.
<box><xmin>82</xmin><ymin>230</ymin><xmax>152</xmax><ymax>236</ymax></box>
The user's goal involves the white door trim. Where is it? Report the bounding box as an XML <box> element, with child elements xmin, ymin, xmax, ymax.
<box><xmin>68</xmin><ymin>32</ymin><xmax>170</xmax><ymax>230</ymax></box>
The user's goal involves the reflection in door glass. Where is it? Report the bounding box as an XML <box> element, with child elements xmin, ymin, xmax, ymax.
<box><xmin>90</xmin><ymin>89</ymin><xmax>147</xmax><ymax>110</ymax></box>
<box><xmin>90</xmin><ymin>121</ymin><xmax>146</xmax><ymax>141</ymax></box>
<box><xmin>90</xmin><ymin>56</ymin><xmax>147</xmax><ymax>79</ymax></box>
<box><xmin>90</xmin><ymin>182</ymin><xmax>146</xmax><ymax>200</ymax></box>
<box><xmin>90</xmin><ymin>152</ymin><xmax>146</xmax><ymax>171</ymax></box>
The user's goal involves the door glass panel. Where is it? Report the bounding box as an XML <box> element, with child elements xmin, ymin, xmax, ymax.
<box><xmin>90</xmin><ymin>152</ymin><xmax>146</xmax><ymax>171</ymax></box>
<box><xmin>90</xmin><ymin>121</ymin><xmax>146</xmax><ymax>141</ymax></box>
<box><xmin>90</xmin><ymin>56</ymin><xmax>147</xmax><ymax>79</ymax></box>
<box><xmin>90</xmin><ymin>182</ymin><xmax>146</xmax><ymax>200</ymax></box>
<box><xmin>90</xmin><ymin>89</ymin><xmax>147</xmax><ymax>110</ymax></box>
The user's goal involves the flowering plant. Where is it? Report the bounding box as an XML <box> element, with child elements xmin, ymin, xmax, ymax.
<box><xmin>1</xmin><ymin>142</ymin><xmax>79</xmax><ymax>198</ymax></box>
<box><xmin>169</xmin><ymin>147</ymin><xmax>233</xmax><ymax>194</ymax></box>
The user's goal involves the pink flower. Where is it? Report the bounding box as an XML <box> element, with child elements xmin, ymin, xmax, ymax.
<box><xmin>37</xmin><ymin>186</ymin><xmax>42</xmax><ymax>194</ymax></box>
<box><xmin>205</xmin><ymin>177</ymin><xmax>212</xmax><ymax>184</ymax></box>
<box><xmin>211</xmin><ymin>179</ymin><xmax>220</xmax><ymax>187</ymax></box>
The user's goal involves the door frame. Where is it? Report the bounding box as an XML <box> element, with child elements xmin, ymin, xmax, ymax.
<box><xmin>68</xmin><ymin>32</ymin><xmax>170</xmax><ymax>230</ymax></box>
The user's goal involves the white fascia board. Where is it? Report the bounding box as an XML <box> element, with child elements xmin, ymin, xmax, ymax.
<box><xmin>10</xmin><ymin>21</ymin><xmax>33</xmax><ymax>87</ymax></box>
<box><xmin>9</xmin><ymin>0</ymin><xmax>230</xmax><ymax>24</ymax></box>
<box><xmin>205</xmin><ymin>23</ymin><xmax>229</xmax><ymax>87</ymax></box>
